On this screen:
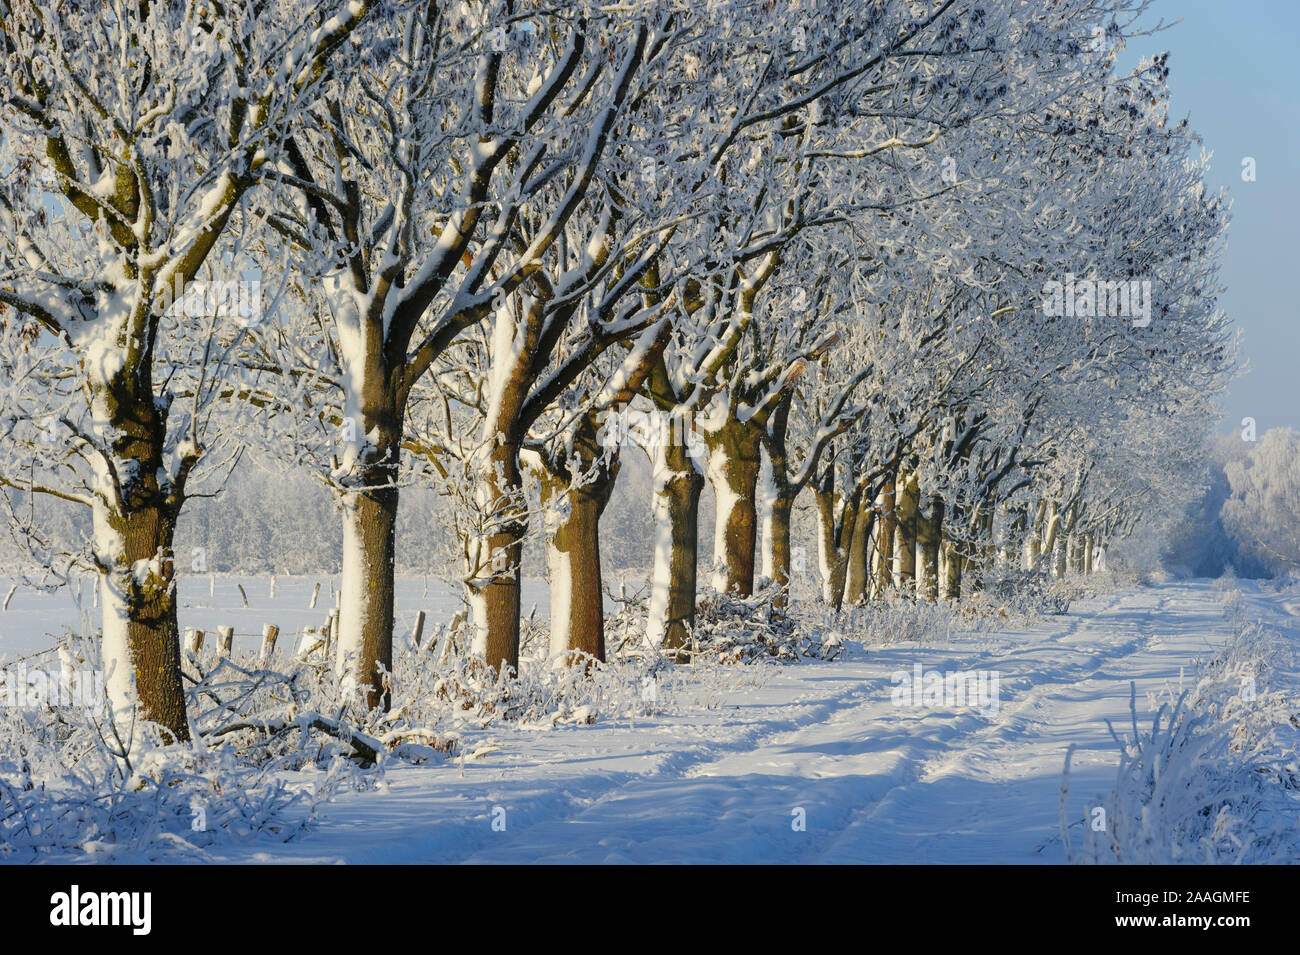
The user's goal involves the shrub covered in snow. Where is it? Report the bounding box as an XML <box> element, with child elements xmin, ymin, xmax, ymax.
<box><xmin>982</xmin><ymin>567</ymin><xmax>1083</xmax><ymax>617</ymax></box>
<box><xmin>604</xmin><ymin>583</ymin><xmax>844</xmax><ymax>664</ymax></box>
<box><xmin>1061</xmin><ymin>588</ymin><xmax>1300</xmax><ymax>863</ymax></box>
<box><xmin>830</xmin><ymin>594</ymin><xmax>957</xmax><ymax>646</ymax></box>
<box><xmin>686</xmin><ymin>588</ymin><xmax>844</xmax><ymax>663</ymax></box>
<box><xmin>0</xmin><ymin>631</ymin><xmax>392</xmax><ymax>861</ymax></box>
<box><xmin>1</xmin><ymin>604</ymin><xmax>789</xmax><ymax>860</ymax></box>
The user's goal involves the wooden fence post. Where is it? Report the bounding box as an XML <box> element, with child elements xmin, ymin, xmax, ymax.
<box><xmin>327</xmin><ymin>609</ymin><xmax>340</xmax><ymax>660</ymax></box>
<box><xmin>259</xmin><ymin>624</ymin><xmax>279</xmax><ymax>666</ymax></box>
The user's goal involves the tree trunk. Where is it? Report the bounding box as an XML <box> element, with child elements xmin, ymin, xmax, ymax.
<box><xmin>93</xmin><ymin>497</ymin><xmax>188</xmax><ymax>742</ymax></box>
<box><xmin>539</xmin><ymin>419</ymin><xmax>617</xmax><ymax>664</ymax></box>
<box><xmin>545</xmin><ymin>479</ymin><xmax>610</xmax><ymax>662</ymax></box>
<box><xmin>1051</xmin><ymin>528</ymin><xmax>1068</xmax><ymax>578</ymax></box>
<box><xmin>843</xmin><ymin>495</ymin><xmax>874</xmax><ymax>606</ymax></box>
<box><xmin>1040</xmin><ymin>501</ymin><xmax>1061</xmax><ymax>573</ymax></box>
<box><xmin>942</xmin><ymin>533</ymin><xmax>962</xmax><ymax>601</ymax></box>
<box><xmin>760</xmin><ymin>416</ymin><xmax>795</xmax><ymax>609</ymax></box>
<box><xmin>1025</xmin><ymin>499</ymin><xmax>1046</xmax><ymax>571</ymax></box>
<box><xmin>1002</xmin><ymin>502</ymin><xmax>1027</xmax><ymax>570</ymax></box>
<box><xmin>705</xmin><ymin>419</ymin><xmax>762</xmax><ymax>596</ymax></box>
<box><xmin>1069</xmin><ymin>532</ymin><xmax>1087</xmax><ymax>575</ymax></box>
<box><xmin>893</xmin><ymin>472</ymin><xmax>918</xmax><ymax>594</ymax></box>
<box><xmin>759</xmin><ymin>407</ymin><xmax>795</xmax><ymax>608</ymax></box>
<box><xmin>647</xmin><ymin>433</ymin><xmax>704</xmax><ymax>654</ymax></box>
<box><xmin>334</xmin><ymin>352</ymin><xmax>404</xmax><ymax>711</ymax></box>
<box><xmin>337</xmin><ymin>480</ymin><xmax>397</xmax><ymax>710</ymax></box>
<box><xmin>469</xmin><ymin>439</ymin><xmax>527</xmax><ymax>673</ymax></box>
<box><xmin>759</xmin><ymin>447</ymin><xmax>777</xmax><ymax>585</ymax></box>
<box><xmin>1057</xmin><ymin>503</ymin><xmax>1079</xmax><ymax>577</ymax></box>
<box><xmin>765</xmin><ymin>490</ymin><xmax>794</xmax><ymax>603</ymax></box>
<box><xmin>978</xmin><ymin>506</ymin><xmax>997</xmax><ymax>581</ymax></box>
<box><xmin>815</xmin><ymin>491</ymin><xmax>847</xmax><ymax>610</ymax></box>
<box><xmin>961</xmin><ymin>503</ymin><xmax>991</xmax><ymax>591</ymax></box>
<box><xmin>814</xmin><ymin>485</ymin><xmax>861</xmax><ymax>612</ymax></box>
<box><xmin>873</xmin><ymin>480</ymin><xmax>896</xmax><ymax>600</ymax></box>
<box><xmin>918</xmin><ymin>493</ymin><xmax>943</xmax><ymax>602</ymax></box>
<box><xmin>90</xmin><ymin>376</ymin><xmax>189</xmax><ymax>742</ymax></box>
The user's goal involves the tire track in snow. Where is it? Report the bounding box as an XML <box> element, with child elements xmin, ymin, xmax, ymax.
<box><xmin>457</xmin><ymin>590</ymin><xmax>1176</xmax><ymax>863</ymax></box>
<box><xmin>445</xmin><ymin>673</ymin><xmax>892</xmax><ymax>863</ymax></box>
<box><xmin>464</xmin><ymin>587</ymin><xmax>1212</xmax><ymax>864</ymax></box>
<box><xmin>810</xmin><ymin>585</ymin><xmax>1227</xmax><ymax>862</ymax></box>
<box><xmin>207</xmin><ymin>584</ymin><xmax>1233</xmax><ymax>864</ymax></box>
<box><xmin>248</xmin><ymin>667</ymin><xmax>889</xmax><ymax>864</ymax></box>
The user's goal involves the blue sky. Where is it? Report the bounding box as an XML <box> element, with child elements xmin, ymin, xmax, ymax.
<box><xmin>1117</xmin><ymin>0</ymin><xmax>1300</xmax><ymax>435</ymax></box>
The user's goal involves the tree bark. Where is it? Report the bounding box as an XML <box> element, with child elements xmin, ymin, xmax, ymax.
<box><xmin>918</xmin><ymin>493</ymin><xmax>943</xmax><ymax>602</ymax></box>
<box><xmin>539</xmin><ymin>417</ymin><xmax>617</xmax><ymax>663</ymax></box>
<box><xmin>337</xmin><ymin>480</ymin><xmax>397</xmax><ymax>710</ymax></box>
<box><xmin>814</xmin><ymin>482</ymin><xmax>861</xmax><ymax>612</ymax></box>
<box><xmin>1025</xmin><ymin>498</ymin><xmax>1046</xmax><ymax>571</ymax></box>
<box><xmin>1002</xmin><ymin>502</ymin><xmax>1027</xmax><ymax>570</ymax></box>
<box><xmin>942</xmin><ymin>533</ymin><xmax>962</xmax><ymax>601</ymax></box>
<box><xmin>647</xmin><ymin>433</ymin><xmax>704</xmax><ymax>654</ymax></box>
<box><xmin>893</xmin><ymin>472</ymin><xmax>918</xmax><ymax>594</ymax></box>
<box><xmin>764</xmin><ymin>491</ymin><xmax>794</xmax><ymax>596</ymax></box>
<box><xmin>90</xmin><ymin>372</ymin><xmax>190</xmax><ymax>742</ymax></box>
<box><xmin>470</xmin><ymin>438</ymin><xmax>527</xmax><ymax>673</ymax></box>
<box><xmin>873</xmin><ymin>479</ymin><xmax>896</xmax><ymax>600</ymax></box>
<box><xmin>705</xmin><ymin>419</ymin><xmax>762</xmax><ymax>596</ymax></box>
<box><xmin>843</xmin><ymin>495</ymin><xmax>874</xmax><ymax>606</ymax></box>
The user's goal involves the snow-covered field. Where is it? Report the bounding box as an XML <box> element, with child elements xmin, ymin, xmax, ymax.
<box><xmin>250</xmin><ymin>581</ymin><xmax>1294</xmax><ymax>864</ymax></box>
<box><xmin>6</xmin><ymin>578</ymin><xmax>1288</xmax><ymax>864</ymax></box>
<box><xmin>0</xmin><ymin>575</ymin><xmax>550</xmax><ymax>661</ymax></box>
<box><xmin>3</xmin><ymin>578</ymin><xmax>1295</xmax><ymax>864</ymax></box>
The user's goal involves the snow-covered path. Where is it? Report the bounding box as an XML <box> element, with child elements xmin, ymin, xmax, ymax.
<box><xmin>208</xmin><ymin>581</ymin><xmax>1246</xmax><ymax>864</ymax></box>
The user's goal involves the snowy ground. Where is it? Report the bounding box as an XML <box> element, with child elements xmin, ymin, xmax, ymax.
<box><xmin>215</xmin><ymin>581</ymin><xmax>1288</xmax><ymax>863</ymax></box>
<box><xmin>4</xmin><ymin>578</ymin><xmax>1291</xmax><ymax>864</ymax></box>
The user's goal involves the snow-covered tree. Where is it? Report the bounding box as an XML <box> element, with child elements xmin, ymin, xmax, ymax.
<box><xmin>0</xmin><ymin>0</ymin><xmax>369</xmax><ymax>739</ymax></box>
<box><xmin>248</xmin><ymin>2</ymin><xmax>679</xmax><ymax>697</ymax></box>
<box><xmin>1220</xmin><ymin>429</ymin><xmax>1300</xmax><ymax>575</ymax></box>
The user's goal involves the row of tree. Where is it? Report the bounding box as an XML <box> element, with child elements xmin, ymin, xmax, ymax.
<box><xmin>0</xmin><ymin>0</ymin><xmax>1233</xmax><ymax>742</ymax></box>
